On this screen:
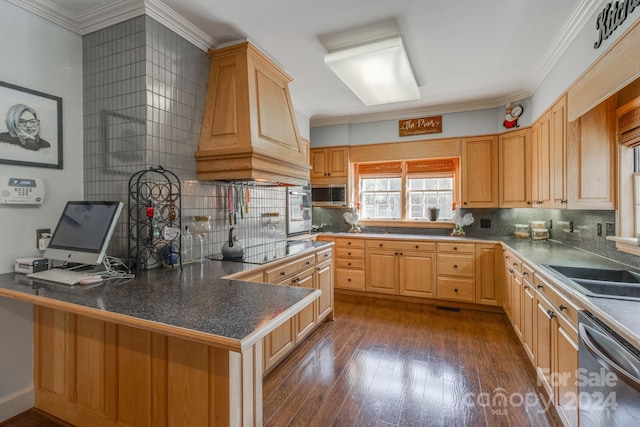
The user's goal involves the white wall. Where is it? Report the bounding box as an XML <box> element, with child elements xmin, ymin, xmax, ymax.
<box><xmin>0</xmin><ymin>1</ymin><xmax>83</xmax><ymax>421</ymax></box>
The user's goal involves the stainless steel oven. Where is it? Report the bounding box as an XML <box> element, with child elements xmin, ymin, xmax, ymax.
<box><xmin>286</xmin><ymin>185</ymin><xmax>312</xmax><ymax>236</ymax></box>
<box><xmin>578</xmin><ymin>311</ymin><xmax>640</xmax><ymax>426</ymax></box>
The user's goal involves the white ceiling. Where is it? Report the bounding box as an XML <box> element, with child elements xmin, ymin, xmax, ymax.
<box><xmin>9</xmin><ymin>0</ymin><xmax>600</xmax><ymax>126</ymax></box>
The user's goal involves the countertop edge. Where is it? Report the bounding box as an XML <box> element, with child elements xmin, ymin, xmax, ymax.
<box><xmin>0</xmin><ymin>286</ymin><xmax>244</xmax><ymax>352</ymax></box>
<box><xmin>239</xmin><ymin>289</ymin><xmax>321</xmax><ymax>352</ymax></box>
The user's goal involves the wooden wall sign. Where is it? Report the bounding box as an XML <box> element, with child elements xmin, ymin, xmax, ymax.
<box><xmin>399</xmin><ymin>116</ymin><xmax>442</xmax><ymax>136</ymax></box>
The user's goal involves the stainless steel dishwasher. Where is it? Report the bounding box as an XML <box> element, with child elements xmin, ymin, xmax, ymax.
<box><xmin>578</xmin><ymin>311</ymin><xmax>640</xmax><ymax>427</ymax></box>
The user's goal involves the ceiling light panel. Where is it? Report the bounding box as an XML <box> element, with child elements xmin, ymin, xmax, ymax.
<box><xmin>324</xmin><ymin>37</ymin><xmax>420</xmax><ymax>106</ymax></box>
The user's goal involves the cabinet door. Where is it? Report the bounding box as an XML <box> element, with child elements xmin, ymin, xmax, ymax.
<box><xmin>461</xmin><ymin>135</ymin><xmax>499</xmax><ymax>208</ymax></box>
<box><xmin>294</xmin><ymin>269</ymin><xmax>317</xmax><ymax>342</ymax></box>
<box><xmin>555</xmin><ymin>317</ymin><xmax>579</xmax><ymax>427</ymax></box>
<box><xmin>310</xmin><ymin>149</ymin><xmax>328</xmax><ymax>178</ymax></box>
<box><xmin>327</xmin><ymin>147</ymin><xmax>348</xmax><ymax>177</ymax></box>
<box><xmin>366</xmin><ymin>250</ymin><xmax>398</xmax><ymax>294</ymax></box>
<box><xmin>316</xmin><ymin>260</ymin><xmax>333</xmax><ymax>321</ymax></box>
<box><xmin>399</xmin><ymin>252</ymin><xmax>436</xmax><ymax>298</ymax></box>
<box><xmin>512</xmin><ymin>272</ymin><xmax>523</xmax><ymax>341</ymax></box>
<box><xmin>522</xmin><ymin>282</ymin><xmax>536</xmax><ymax>363</ymax></box>
<box><xmin>476</xmin><ymin>244</ymin><xmax>501</xmax><ymax>306</ymax></box>
<box><xmin>310</xmin><ymin>147</ymin><xmax>349</xmax><ymax>179</ymax></box>
<box><xmin>550</xmin><ymin>96</ymin><xmax>567</xmax><ymax>207</ymax></box>
<box><xmin>499</xmin><ymin>128</ymin><xmax>532</xmax><ymax>207</ymax></box>
<box><xmin>504</xmin><ymin>264</ymin><xmax>514</xmax><ymax>322</ymax></box>
<box><xmin>263</xmin><ymin>319</ymin><xmax>296</xmax><ymax>371</ymax></box>
<box><xmin>535</xmin><ymin>296</ymin><xmax>554</xmax><ymax>398</ymax></box>
<box><xmin>567</xmin><ymin>97</ymin><xmax>616</xmax><ymax>209</ymax></box>
<box><xmin>532</xmin><ymin>111</ymin><xmax>553</xmax><ymax>207</ymax></box>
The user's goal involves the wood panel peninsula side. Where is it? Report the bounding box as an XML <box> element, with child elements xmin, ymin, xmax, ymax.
<box><xmin>0</xmin><ymin>242</ymin><xmax>333</xmax><ymax>427</ymax></box>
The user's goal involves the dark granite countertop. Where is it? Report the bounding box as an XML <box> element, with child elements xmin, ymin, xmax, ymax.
<box><xmin>0</xmin><ymin>241</ymin><xmax>332</xmax><ymax>352</ymax></box>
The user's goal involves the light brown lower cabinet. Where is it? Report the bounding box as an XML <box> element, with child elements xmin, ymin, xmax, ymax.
<box><xmin>322</xmin><ymin>236</ymin><xmax>499</xmax><ymax>308</ymax></box>
<box><xmin>34</xmin><ymin>306</ymin><xmax>264</xmax><ymax>427</ymax></box>
<box><xmin>504</xmin><ymin>252</ymin><xmax>581</xmax><ymax>427</ymax></box>
<box><xmin>228</xmin><ymin>244</ymin><xmax>335</xmax><ymax>373</ymax></box>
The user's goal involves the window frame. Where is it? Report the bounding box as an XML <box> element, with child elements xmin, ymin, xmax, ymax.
<box><xmin>354</xmin><ymin>158</ymin><xmax>460</xmax><ymax>228</ymax></box>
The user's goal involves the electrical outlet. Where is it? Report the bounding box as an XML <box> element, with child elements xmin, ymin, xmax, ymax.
<box><xmin>605</xmin><ymin>222</ymin><xmax>615</xmax><ymax>236</ymax></box>
<box><xmin>480</xmin><ymin>218</ymin><xmax>491</xmax><ymax>228</ymax></box>
<box><xmin>597</xmin><ymin>223</ymin><xmax>602</xmax><ymax>236</ymax></box>
<box><xmin>36</xmin><ymin>228</ymin><xmax>50</xmax><ymax>249</ymax></box>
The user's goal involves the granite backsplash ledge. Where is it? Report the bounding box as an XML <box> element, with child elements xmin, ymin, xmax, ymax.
<box><xmin>313</xmin><ymin>207</ymin><xmax>640</xmax><ymax>268</ymax></box>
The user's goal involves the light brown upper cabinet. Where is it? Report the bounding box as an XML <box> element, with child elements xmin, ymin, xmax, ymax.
<box><xmin>461</xmin><ymin>135</ymin><xmax>499</xmax><ymax>208</ymax></box>
<box><xmin>310</xmin><ymin>146</ymin><xmax>349</xmax><ymax>181</ymax></box>
<box><xmin>532</xmin><ymin>95</ymin><xmax>567</xmax><ymax>208</ymax></box>
<box><xmin>567</xmin><ymin>96</ymin><xmax>617</xmax><ymax>209</ymax></box>
<box><xmin>499</xmin><ymin>128</ymin><xmax>532</xmax><ymax>207</ymax></box>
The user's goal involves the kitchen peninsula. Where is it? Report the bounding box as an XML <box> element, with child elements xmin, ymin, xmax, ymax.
<box><xmin>0</xmin><ymin>241</ymin><xmax>331</xmax><ymax>427</ymax></box>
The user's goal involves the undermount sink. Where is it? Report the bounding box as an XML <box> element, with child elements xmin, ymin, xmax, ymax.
<box><xmin>545</xmin><ymin>265</ymin><xmax>640</xmax><ymax>301</ymax></box>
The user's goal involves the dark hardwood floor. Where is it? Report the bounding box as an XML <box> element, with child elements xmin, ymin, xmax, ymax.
<box><xmin>262</xmin><ymin>293</ymin><xmax>563</xmax><ymax>427</ymax></box>
<box><xmin>2</xmin><ymin>294</ymin><xmax>562</xmax><ymax>427</ymax></box>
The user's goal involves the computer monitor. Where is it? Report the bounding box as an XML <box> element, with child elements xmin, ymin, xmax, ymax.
<box><xmin>44</xmin><ymin>201</ymin><xmax>124</xmax><ymax>266</ymax></box>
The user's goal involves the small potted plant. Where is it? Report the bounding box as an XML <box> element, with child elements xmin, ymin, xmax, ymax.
<box><xmin>451</xmin><ymin>201</ymin><xmax>474</xmax><ymax>236</ymax></box>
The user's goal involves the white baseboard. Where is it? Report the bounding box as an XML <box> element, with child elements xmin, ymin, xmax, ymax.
<box><xmin>0</xmin><ymin>386</ymin><xmax>34</xmax><ymax>422</ymax></box>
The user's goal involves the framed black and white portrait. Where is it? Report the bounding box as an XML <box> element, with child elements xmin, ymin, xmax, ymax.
<box><xmin>0</xmin><ymin>81</ymin><xmax>63</xmax><ymax>169</ymax></box>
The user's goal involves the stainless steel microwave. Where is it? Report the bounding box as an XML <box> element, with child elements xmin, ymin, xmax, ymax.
<box><xmin>312</xmin><ymin>184</ymin><xmax>347</xmax><ymax>206</ymax></box>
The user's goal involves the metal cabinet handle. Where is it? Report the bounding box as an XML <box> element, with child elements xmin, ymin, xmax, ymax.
<box><xmin>523</xmin><ymin>272</ymin><xmax>529</xmax><ymax>276</ymax></box>
<box><xmin>537</xmin><ymin>285</ymin><xmax>544</xmax><ymax>290</ymax></box>
<box><xmin>348</xmin><ymin>242</ymin><xmax>351</xmax><ymax>245</ymax></box>
<box><xmin>508</xmin><ymin>269</ymin><xmax>514</xmax><ymax>274</ymax></box>
<box><xmin>559</xmin><ymin>304</ymin><xmax>567</xmax><ymax>311</ymax></box>
<box><xmin>454</xmin><ymin>288</ymin><xmax>459</xmax><ymax>292</ymax></box>
<box><xmin>453</xmin><ymin>264</ymin><xmax>458</xmax><ymax>268</ymax></box>
<box><xmin>379</xmin><ymin>243</ymin><xmax>383</xmax><ymax>247</ymax></box>
<box><xmin>453</xmin><ymin>246</ymin><xmax>458</xmax><ymax>251</ymax></box>
<box><xmin>280</xmin><ymin>271</ymin><xmax>286</xmax><ymax>276</ymax></box>
<box><xmin>546</xmin><ymin>310</ymin><xmax>556</xmax><ymax>319</ymax></box>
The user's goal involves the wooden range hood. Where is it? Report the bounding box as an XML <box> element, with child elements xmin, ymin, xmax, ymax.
<box><xmin>195</xmin><ymin>42</ymin><xmax>311</xmax><ymax>185</ymax></box>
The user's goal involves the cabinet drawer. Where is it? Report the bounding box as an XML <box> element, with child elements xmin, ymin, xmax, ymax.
<box><xmin>437</xmin><ymin>242</ymin><xmax>475</xmax><ymax>254</ymax></box>
<box><xmin>335</xmin><ymin>268</ymin><xmax>365</xmax><ymax>291</ymax></box>
<box><xmin>534</xmin><ymin>275</ymin><xmax>580</xmax><ymax>326</ymax></box>
<box><xmin>366</xmin><ymin>239</ymin><xmax>436</xmax><ymax>252</ymax></box>
<box><xmin>437</xmin><ymin>254</ymin><xmax>475</xmax><ymax>277</ymax></box>
<box><xmin>265</xmin><ymin>254</ymin><xmax>315</xmax><ymax>283</ymax></box>
<box><xmin>503</xmin><ymin>251</ymin><xmax>522</xmax><ymax>273</ymax></box>
<box><xmin>316</xmin><ymin>247</ymin><xmax>333</xmax><ymax>263</ymax></box>
<box><xmin>336</xmin><ymin>258</ymin><xmax>365</xmax><ymax>270</ymax></box>
<box><xmin>335</xmin><ymin>247</ymin><xmax>365</xmax><ymax>259</ymax></box>
<box><xmin>437</xmin><ymin>277</ymin><xmax>475</xmax><ymax>302</ymax></box>
<box><xmin>335</xmin><ymin>238</ymin><xmax>364</xmax><ymax>248</ymax></box>
<box><xmin>522</xmin><ymin>263</ymin><xmax>534</xmax><ymax>282</ymax></box>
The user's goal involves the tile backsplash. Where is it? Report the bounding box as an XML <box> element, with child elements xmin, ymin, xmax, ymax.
<box><xmin>83</xmin><ymin>16</ymin><xmax>287</xmax><ymax>266</ymax></box>
<box><xmin>314</xmin><ymin>207</ymin><xmax>640</xmax><ymax>268</ymax></box>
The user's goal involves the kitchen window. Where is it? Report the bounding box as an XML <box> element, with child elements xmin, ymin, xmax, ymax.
<box><xmin>355</xmin><ymin>158</ymin><xmax>459</xmax><ymax>224</ymax></box>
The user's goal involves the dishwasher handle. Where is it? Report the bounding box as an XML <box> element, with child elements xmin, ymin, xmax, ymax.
<box><xmin>579</xmin><ymin>323</ymin><xmax>640</xmax><ymax>392</ymax></box>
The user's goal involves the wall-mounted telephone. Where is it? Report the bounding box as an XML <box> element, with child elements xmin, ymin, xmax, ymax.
<box><xmin>0</xmin><ymin>176</ymin><xmax>45</xmax><ymax>204</ymax></box>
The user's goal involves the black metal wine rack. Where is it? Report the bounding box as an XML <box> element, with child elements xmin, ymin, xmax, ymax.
<box><xmin>127</xmin><ymin>165</ymin><xmax>182</xmax><ymax>272</ymax></box>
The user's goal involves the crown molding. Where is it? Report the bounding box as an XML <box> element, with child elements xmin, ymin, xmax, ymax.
<box><xmin>9</xmin><ymin>0</ymin><xmax>216</xmax><ymax>51</ymax></box>
<box><xmin>5</xmin><ymin>0</ymin><xmax>82</xmax><ymax>33</ymax></box>
<box><xmin>527</xmin><ymin>0</ymin><xmax>603</xmax><ymax>94</ymax></box>
<box><xmin>144</xmin><ymin>0</ymin><xmax>216</xmax><ymax>51</ymax></box>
